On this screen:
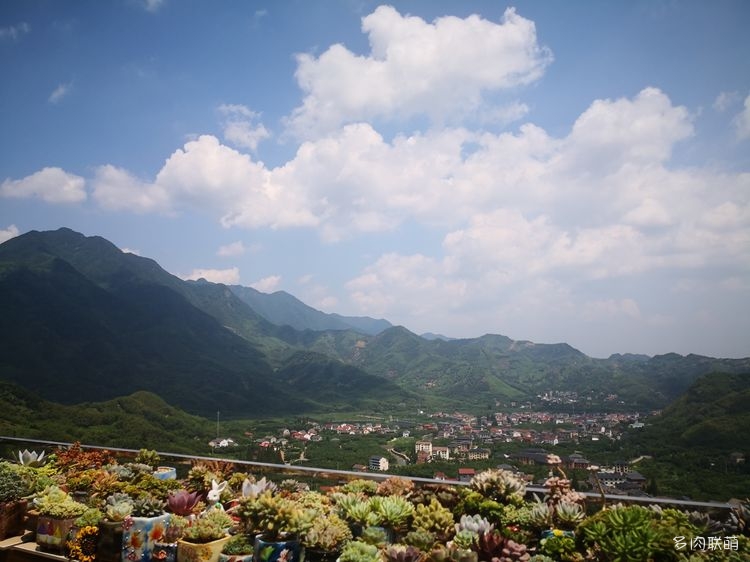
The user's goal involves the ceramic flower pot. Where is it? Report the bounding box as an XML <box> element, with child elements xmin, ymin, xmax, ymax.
<box><xmin>153</xmin><ymin>467</ymin><xmax>177</xmax><ymax>481</ymax></box>
<box><xmin>303</xmin><ymin>548</ymin><xmax>340</xmax><ymax>562</ymax></box>
<box><xmin>177</xmin><ymin>536</ymin><xmax>231</xmax><ymax>562</ymax></box>
<box><xmin>97</xmin><ymin>520</ymin><xmax>124</xmax><ymax>562</ymax></box>
<box><xmin>153</xmin><ymin>541</ymin><xmax>179</xmax><ymax>562</ymax></box>
<box><xmin>217</xmin><ymin>553</ymin><xmax>253</xmax><ymax>562</ymax></box>
<box><xmin>122</xmin><ymin>514</ymin><xmax>170</xmax><ymax>562</ymax></box>
<box><xmin>0</xmin><ymin>499</ymin><xmax>27</xmax><ymax>540</ymax></box>
<box><xmin>36</xmin><ymin>515</ymin><xmax>77</xmax><ymax>553</ymax></box>
<box><xmin>541</xmin><ymin>529</ymin><xmax>575</xmax><ymax>540</ymax></box>
<box><xmin>254</xmin><ymin>535</ymin><xmax>303</xmax><ymax>562</ymax></box>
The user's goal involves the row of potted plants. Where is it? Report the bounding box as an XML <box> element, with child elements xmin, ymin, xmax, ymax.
<box><xmin>0</xmin><ymin>443</ymin><xmax>748</xmax><ymax>562</ymax></box>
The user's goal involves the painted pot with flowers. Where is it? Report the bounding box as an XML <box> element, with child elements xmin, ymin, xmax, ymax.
<box><xmin>34</xmin><ymin>486</ymin><xmax>88</xmax><ymax>553</ymax></box>
<box><xmin>176</xmin><ymin>509</ymin><xmax>233</xmax><ymax>562</ymax></box>
<box><xmin>121</xmin><ymin>496</ymin><xmax>169</xmax><ymax>562</ymax></box>
<box><xmin>153</xmin><ymin>489</ymin><xmax>202</xmax><ymax>562</ymax></box>
<box><xmin>67</xmin><ymin>509</ymin><xmax>104</xmax><ymax>562</ymax></box>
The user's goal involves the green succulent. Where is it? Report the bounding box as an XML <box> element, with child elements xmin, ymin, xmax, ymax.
<box><xmin>338</xmin><ymin>541</ymin><xmax>381</xmax><ymax>562</ymax></box>
<box><xmin>528</xmin><ymin>501</ymin><xmax>553</xmax><ymax>531</ymax></box>
<box><xmin>236</xmin><ymin>491</ymin><xmax>315</xmax><ymax>540</ymax></box>
<box><xmin>105</xmin><ymin>493</ymin><xmax>135</xmax><ymax>521</ymax></box>
<box><xmin>527</xmin><ymin>555</ymin><xmax>555</xmax><ymax>562</ymax></box>
<box><xmin>75</xmin><ymin>507</ymin><xmax>104</xmax><ymax>527</ymax></box>
<box><xmin>412</xmin><ymin>499</ymin><xmax>455</xmax><ymax>541</ymax></box>
<box><xmin>221</xmin><ymin>533</ymin><xmax>254</xmax><ymax>555</ymax></box>
<box><xmin>336</xmin><ymin>495</ymin><xmax>382</xmax><ymax>527</ymax></box>
<box><xmin>359</xmin><ymin>526</ymin><xmax>389</xmax><ymax>547</ymax></box>
<box><xmin>374</xmin><ymin>495</ymin><xmax>415</xmax><ymax>529</ymax></box>
<box><xmin>403</xmin><ymin>529</ymin><xmax>437</xmax><ymax>552</ymax></box>
<box><xmin>182</xmin><ymin>509</ymin><xmax>233</xmax><ymax>543</ymax></box>
<box><xmin>132</xmin><ymin>495</ymin><xmax>166</xmax><ymax>517</ymax></box>
<box><xmin>34</xmin><ymin>485</ymin><xmax>88</xmax><ymax>519</ymax></box>
<box><xmin>539</xmin><ymin>534</ymin><xmax>577</xmax><ymax>561</ymax></box>
<box><xmin>410</xmin><ymin>485</ymin><xmax>462</xmax><ymax>511</ymax></box>
<box><xmin>451</xmin><ymin>529</ymin><xmax>477</xmax><ymax>550</ymax></box>
<box><xmin>555</xmin><ymin>501</ymin><xmax>585</xmax><ymax>530</ymax></box>
<box><xmin>428</xmin><ymin>544</ymin><xmax>477</xmax><ymax>562</ymax></box>
<box><xmin>0</xmin><ymin>462</ymin><xmax>27</xmax><ymax>502</ymax></box>
<box><xmin>302</xmin><ymin>512</ymin><xmax>352</xmax><ymax>551</ymax></box>
<box><xmin>341</xmin><ymin>480</ymin><xmax>378</xmax><ymax>496</ymax></box>
<box><xmin>133</xmin><ymin>449</ymin><xmax>161</xmax><ymax>470</ymax></box>
<box><xmin>469</xmin><ymin>469</ymin><xmax>526</xmax><ymax>506</ymax></box>
<box><xmin>578</xmin><ymin>505</ymin><xmax>679</xmax><ymax>562</ymax></box>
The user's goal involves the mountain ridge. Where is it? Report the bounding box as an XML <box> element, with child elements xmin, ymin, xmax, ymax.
<box><xmin>2</xmin><ymin>227</ymin><xmax>749</xmax><ymax>415</ymax></box>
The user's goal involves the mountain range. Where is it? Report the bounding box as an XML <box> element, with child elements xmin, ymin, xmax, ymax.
<box><xmin>1</xmin><ymin>227</ymin><xmax>748</xmax><ymax>417</ymax></box>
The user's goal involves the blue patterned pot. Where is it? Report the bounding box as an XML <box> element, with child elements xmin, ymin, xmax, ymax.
<box><xmin>122</xmin><ymin>514</ymin><xmax>170</xmax><ymax>562</ymax></box>
<box><xmin>254</xmin><ymin>535</ymin><xmax>302</xmax><ymax>562</ymax></box>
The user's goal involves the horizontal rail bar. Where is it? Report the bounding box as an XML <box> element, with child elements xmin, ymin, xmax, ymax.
<box><xmin>1</xmin><ymin>436</ymin><xmax>733</xmax><ymax>511</ymax></box>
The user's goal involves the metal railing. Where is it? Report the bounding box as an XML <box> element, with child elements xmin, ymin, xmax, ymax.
<box><xmin>1</xmin><ymin>436</ymin><xmax>733</xmax><ymax>512</ymax></box>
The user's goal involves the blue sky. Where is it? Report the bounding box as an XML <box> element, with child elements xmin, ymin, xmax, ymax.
<box><xmin>1</xmin><ymin>0</ymin><xmax>749</xmax><ymax>358</ymax></box>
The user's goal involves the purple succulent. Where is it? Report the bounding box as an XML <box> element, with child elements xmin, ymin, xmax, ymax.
<box><xmin>167</xmin><ymin>489</ymin><xmax>202</xmax><ymax>516</ymax></box>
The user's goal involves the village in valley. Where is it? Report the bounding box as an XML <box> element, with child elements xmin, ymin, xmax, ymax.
<box><xmin>210</xmin><ymin>395</ymin><xmax>672</xmax><ymax>498</ymax></box>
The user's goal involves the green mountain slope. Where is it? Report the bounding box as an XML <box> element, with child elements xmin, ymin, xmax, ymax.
<box><xmin>0</xmin><ymin>382</ymin><xmax>214</xmax><ymax>452</ymax></box>
<box><xmin>229</xmin><ymin>284</ymin><xmax>391</xmax><ymax>335</ymax></box>
<box><xmin>274</xmin><ymin>351</ymin><xmax>418</xmax><ymax>410</ymax></box>
<box><xmin>0</xmin><ymin>228</ymin><xmax>412</xmax><ymax>416</ymax></box>
<box><xmin>2</xmin><ymin>228</ymin><xmax>749</xmax><ymax>417</ymax></box>
<box><xmin>622</xmin><ymin>371</ymin><xmax>750</xmax><ymax>500</ymax></box>
<box><xmin>645</xmin><ymin>372</ymin><xmax>750</xmax><ymax>450</ymax></box>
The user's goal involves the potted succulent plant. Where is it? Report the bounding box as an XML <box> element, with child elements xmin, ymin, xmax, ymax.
<box><xmin>235</xmin><ymin>491</ymin><xmax>315</xmax><ymax>562</ymax></box>
<box><xmin>121</xmin><ymin>495</ymin><xmax>169</xmax><ymax>562</ymax></box>
<box><xmin>34</xmin><ymin>485</ymin><xmax>88</xmax><ymax>553</ymax></box>
<box><xmin>218</xmin><ymin>533</ymin><xmax>254</xmax><ymax>562</ymax></box>
<box><xmin>153</xmin><ymin>514</ymin><xmax>190</xmax><ymax>562</ymax></box>
<box><xmin>167</xmin><ymin>489</ymin><xmax>203</xmax><ymax>517</ymax></box>
<box><xmin>17</xmin><ymin>449</ymin><xmax>46</xmax><ymax>467</ymax></box>
<box><xmin>177</xmin><ymin>509</ymin><xmax>233</xmax><ymax>562</ymax></box>
<box><xmin>95</xmin><ymin>493</ymin><xmax>134</xmax><ymax>562</ymax></box>
<box><xmin>370</xmin><ymin>495</ymin><xmax>414</xmax><ymax>543</ymax></box>
<box><xmin>337</xmin><ymin>541</ymin><xmax>381</xmax><ymax>562</ymax></box>
<box><xmin>300</xmin><ymin>511</ymin><xmax>352</xmax><ymax>562</ymax></box>
<box><xmin>67</xmin><ymin>508</ymin><xmax>104</xmax><ymax>562</ymax></box>
<box><xmin>0</xmin><ymin>461</ymin><xmax>28</xmax><ymax>540</ymax></box>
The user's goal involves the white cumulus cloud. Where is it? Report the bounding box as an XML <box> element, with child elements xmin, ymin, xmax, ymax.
<box><xmin>0</xmin><ymin>225</ymin><xmax>20</xmax><ymax>244</ymax></box>
<box><xmin>251</xmin><ymin>275</ymin><xmax>281</xmax><ymax>293</ymax></box>
<box><xmin>182</xmin><ymin>267</ymin><xmax>240</xmax><ymax>285</ymax></box>
<box><xmin>217</xmin><ymin>240</ymin><xmax>245</xmax><ymax>257</ymax></box>
<box><xmin>92</xmin><ymin>165</ymin><xmax>169</xmax><ymax>213</ymax></box>
<box><xmin>734</xmin><ymin>94</ymin><xmax>750</xmax><ymax>141</ymax></box>
<box><xmin>0</xmin><ymin>22</ymin><xmax>30</xmax><ymax>41</ymax></box>
<box><xmin>48</xmin><ymin>82</ymin><xmax>72</xmax><ymax>104</ymax></box>
<box><xmin>1</xmin><ymin>167</ymin><xmax>86</xmax><ymax>203</ymax></box>
<box><xmin>287</xmin><ymin>6</ymin><xmax>552</xmax><ymax>137</ymax></box>
<box><xmin>713</xmin><ymin>91</ymin><xmax>739</xmax><ymax>112</ymax></box>
<box><xmin>143</xmin><ymin>0</ymin><xmax>165</xmax><ymax>12</ymax></box>
<box><xmin>218</xmin><ymin>104</ymin><xmax>270</xmax><ymax>151</ymax></box>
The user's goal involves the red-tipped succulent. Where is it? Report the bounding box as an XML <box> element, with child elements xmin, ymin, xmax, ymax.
<box><xmin>167</xmin><ymin>489</ymin><xmax>202</xmax><ymax>516</ymax></box>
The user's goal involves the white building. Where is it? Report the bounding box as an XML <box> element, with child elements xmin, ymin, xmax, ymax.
<box><xmin>369</xmin><ymin>456</ymin><xmax>389</xmax><ymax>472</ymax></box>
